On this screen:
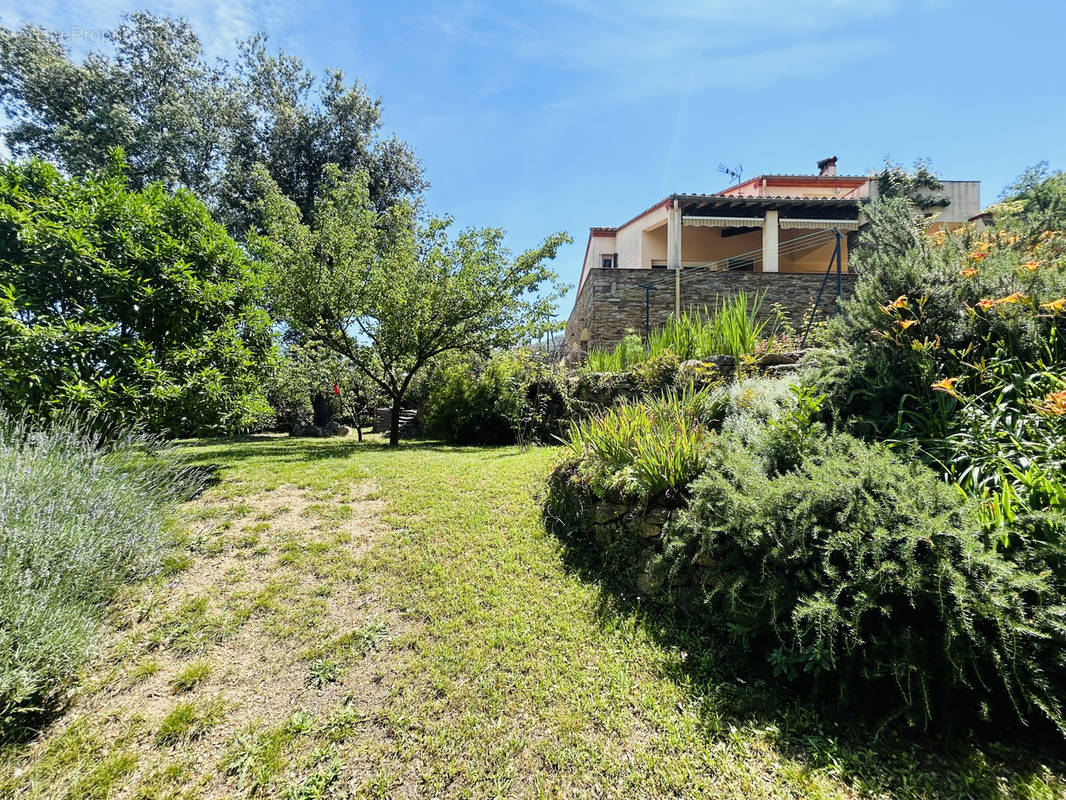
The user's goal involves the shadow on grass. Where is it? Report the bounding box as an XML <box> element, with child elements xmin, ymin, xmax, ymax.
<box><xmin>550</xmin><ymin>524</ymin><xmax>1066</xmax><ymax>798</ymax></box>
<box><xmin>178</xmin><ymin>433</ymin><xmax>542</xmax><ymax>466</ymax></box>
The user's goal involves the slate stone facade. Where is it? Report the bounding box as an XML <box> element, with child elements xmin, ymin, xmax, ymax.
<box><xmin>563</xmin><ymin>268</ymin><xmax>857</xmax><ymax>352</ymax></box>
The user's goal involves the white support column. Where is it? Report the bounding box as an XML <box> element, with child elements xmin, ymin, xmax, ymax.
<box><xmin>668</xmin><ymin>199</ymin><xmax>681</xmax><ymax>317</ymax></box>
<box><xmin>762</xmin><ymin>209</ymin><xmax>779</xmax><ymax>272</ymax></box>
<box><xmin>666</xmin><ymin>201</ymin><xmax>680</xmax><ymax>268</ymax></box>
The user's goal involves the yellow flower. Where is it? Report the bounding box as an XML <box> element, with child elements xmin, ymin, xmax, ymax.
<box><xmin>931</xmin><ymin>377</ymin><xmax>962</xmax><ymax>399</ymax></box>
<box><xmin>999</xmin><ymin>291</ymin><xmax>1027</xmax><ymax>305</ymax></box>
<box><xmin>1036</xmin><ymin>389</ymin><xmax>1066</xmax><ymax>416</ymax></box>
<box><xmin>896</xmin><ymin>319</ymin><xmax>918</xmax><ymax>330</ymax></box>
<box><xmin>1040</xmin><ymin>298</ymin><xmax>1066</xmax><ymax>314</ymax></box>
<box><xmin>959</xmin><ymin>267</ymin><xmax>978</xmax><ymax>279</ymax></box>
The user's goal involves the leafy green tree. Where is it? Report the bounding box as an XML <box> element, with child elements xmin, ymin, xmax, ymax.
<box><xmin>267</xmin><ymin>340</ymin><xmax>383</xmax><ymax>438</ymax></box>
<box><xmin>0</xmin><ymin>13</ymin><xmax>425</xmax><ymax>234</ymax></box>
<box><xmin>871</xmin><ymin>158</ymin><xmax>948</xmax><ymax>209</ymax></box>
<box><xmin>0</xmin><ymin>156</ymin><xmax>276</xmax><ymax>434</ymax></box>
<box><xmin>995</xmin><ymin>162</ymin><xmax>1066</xmax><ymax>252</ymax></box>
<box><xmin>0</xmin><ymin>14</ymin><xmax>233</xmax><ymax>200</ymax></box>
<box><xmin>252</xmin><ymin>165</ymin><xmax>570</xmax><ymax>446</ymax></box>
<box><xmin>221</xmin><ymin>36</ymin><xmax>426</xmax><ymax>232</ymax></box>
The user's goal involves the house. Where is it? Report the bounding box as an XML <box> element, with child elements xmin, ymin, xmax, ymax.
<box><xmin>563</xmin><ymin>157</ymin><xmax>980</xmax><ymax>352</ymax></box>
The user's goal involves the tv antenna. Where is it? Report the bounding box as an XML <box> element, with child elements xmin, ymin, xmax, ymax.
<box><xmin>718</xmin><ymin>163</ymin><xmax>743</xmax><ymax>185</ymax></box>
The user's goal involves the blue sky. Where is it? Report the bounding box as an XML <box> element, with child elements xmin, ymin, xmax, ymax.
<box><xmin>4</xmin><ymin>1</ymin><xmax>1065</xmax><ymax>319</ymax></box>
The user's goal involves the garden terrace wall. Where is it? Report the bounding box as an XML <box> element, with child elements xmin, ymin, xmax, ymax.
<box><xmin>564</xmin><ymin>268</ymin><xmax>857</xmax><ymax>352</ymax></box>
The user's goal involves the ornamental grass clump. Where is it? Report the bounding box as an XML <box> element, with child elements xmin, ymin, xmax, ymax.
<box><xmin>584</xmin><ymin>292</ymin><xmax>771</xmax><ymax>373</ymax></box>
<box><xmin>0</xmin><ymin>413</ymin><xmax>201</xmax><ymax>733</ymax></box>
<box><xmin>650</xmin><ymin>291</ymin><xmax>768</xmax><ymax>361</ymax></box>
<box><xmin>563</xmin><ymin>387</ymin><xmax>713</xmax><ymax>501</ymax></box>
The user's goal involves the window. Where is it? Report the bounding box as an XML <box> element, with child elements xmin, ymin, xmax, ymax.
<box><xmin>593</xmin><ymin>281</ymin><xmax>614</xmax><ymax>296</ymax></box>
<box><xmin>651</xmin><ymin>260</ymin><xmax>668</xmax><ymax>269</ymax></box>
<box><xmin>728</xmin><ymin>257</ymin><xmax>755</xmax><ymax>272</ymax></box>
<box><xmin>600</xmin><ymin>253</ymin><xmax>618</xmax><ymax>269</ymax></box>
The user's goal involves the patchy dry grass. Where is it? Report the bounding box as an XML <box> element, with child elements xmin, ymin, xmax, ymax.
<box><xmin>1</xmin><ymin>434</ymin><xmax>1063</xmax><ymax>799</ymax></box>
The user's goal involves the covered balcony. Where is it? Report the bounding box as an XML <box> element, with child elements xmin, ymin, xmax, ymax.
<box><xmin>655</xmin><ymin>194</ymin><xmax>860</xmax><ymax>274</ymax></box>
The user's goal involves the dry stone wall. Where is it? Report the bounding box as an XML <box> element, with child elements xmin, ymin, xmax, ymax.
<box><xmin>564</xmin><ymin>268</ymin><xmax>857</xmax><ymax>352</ymax></box>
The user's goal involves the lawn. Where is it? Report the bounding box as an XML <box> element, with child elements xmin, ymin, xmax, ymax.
<box><xmin>2</xmin><ymin>434</ymin><xmax>1063</xmax><ymax>799</ymax></box>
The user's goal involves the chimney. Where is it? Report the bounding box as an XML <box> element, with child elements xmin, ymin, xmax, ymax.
<box><xmin>817</xmin><ymin>156</ymin><xmax>838</xmax><ymax>177</ymax></box>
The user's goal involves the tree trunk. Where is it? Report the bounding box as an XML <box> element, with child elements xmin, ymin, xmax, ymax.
<box><xmin>389</xmin><ymin>397</ymin><xmax>402</xmax><ymax>447</ymax></box>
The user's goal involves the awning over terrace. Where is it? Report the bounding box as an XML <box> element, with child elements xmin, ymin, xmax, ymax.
<box><xmin>666</xmin><ymin>193</ymin><xmax>860</xmax><ymax>276</ymax></box>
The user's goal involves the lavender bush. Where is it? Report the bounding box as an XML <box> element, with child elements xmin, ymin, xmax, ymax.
<box><xmin>0</xmin><ymin>414</ymin><xmax>200</xmax><ymax>733</ymax></box>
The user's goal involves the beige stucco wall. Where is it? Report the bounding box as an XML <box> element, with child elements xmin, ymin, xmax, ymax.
<box><xmin>586</xmin><ymin>235</ymin><xmax>617</xmax><ymax>269</ymax></box>
<box><xmin>616</xmin><ymin>205</ymin><xmax>668</xmax><ymax>269</ymax></box>
<box><xmin>926</xmin><ymin>181</ymin><xmax>981</xmax><ymax>223</ymax></box>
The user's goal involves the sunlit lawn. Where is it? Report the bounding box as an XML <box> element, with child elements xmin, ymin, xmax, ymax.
<box><xmin>2</xmin><ymin>434</ymin><xmax>1063</xmax><ymax>799</ymax></box>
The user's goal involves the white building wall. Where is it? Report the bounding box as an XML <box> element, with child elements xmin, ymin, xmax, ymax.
<box><xmin>866</xmin><ymin>179</ymin><xmax>981</xmax><ymax>223</ymax></box>
<box><xmin>579</xmin><ymin>234</ymin><xmax>617</xmax><ymax>289</ymax></box>
<box><xmin>928</xmin><ymin>181</ymin><xmax>981</xmax><ymax>223</ymax></box>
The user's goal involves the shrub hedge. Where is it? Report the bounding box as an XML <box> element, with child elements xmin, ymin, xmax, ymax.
<box><xmin>545</xmin><ymin>381</ymin><xmax>1066</xmax><ymax>734</ymax></box>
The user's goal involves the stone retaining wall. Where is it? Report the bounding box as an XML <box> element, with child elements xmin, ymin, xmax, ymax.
<box><xmin>564</xmin><ymin>268</ymin><xmax>857</xmax><ymax>352</ymax></box>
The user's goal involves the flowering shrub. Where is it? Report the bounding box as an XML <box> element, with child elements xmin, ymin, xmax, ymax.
<box><xmin>0</xmin><ymin>413</ymin><xmax>201</xmax><ymax>732</ymax></box>
<box><xmin>811</xmin><ymin>198</ymin><xmax>1066</xmax><ymax>437</ymax></box>
<box><xmin>809</xmin><ymin>189</ymin><xmax>1066</xmax><ymax>569</ymax></box>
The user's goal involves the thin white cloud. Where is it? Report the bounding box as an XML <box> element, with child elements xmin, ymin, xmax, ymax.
<box><xmin>407</xmin><ymin>0</ymin><xmax>907</xmax><ymax>109</ymax></box>
<box><xmin>0</xmin><ymin>0</ymin><xmax>314</xmax><ymax>59</ymax></box>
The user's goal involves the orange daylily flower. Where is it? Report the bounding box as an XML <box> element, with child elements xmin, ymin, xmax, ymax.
<box><xmin>1036</xmin><ymin>390</ymin><xmax>1066</xmax><ymax>416</ymax></box>
<box><xmin>931</xmin><ymin>377</ymin><xmax>962</xmax><ymax>399</ymax></box>
<box><xmin>976</xmin><ymin>298</ymin><xmax>998</xmax><ymax>311</ymax></box>
<box><xmin>877</xmin><ymin>295</ymin><xmax>909</xmax><ymax>314</ymax></box>
<box><xmin>959</xmin><ymin>267</ymin><xmax>978</xmax><ymax>279</ymax></box>
<box><xmin>1040</xmin><ymin>298</ymin><xmax>1066</xmax><ymax>314</ymax></box>
<box><xmin>896</xmin><ymin>319</ymin><xmax>918</xmax><ymax>330</ymax></box>
<box><xmin>1020</xmin><ymin>260</ymin><xmax>1042</xmax><ymax>272</ymax></box>
<box><xmin>968</xmin><ymin>250</ymin><xmax>989</xmax><ymax>262</ymax></box>
<box><xmin>999</xmin><ymin>291</ymin><xmax>1027</xmax><ymax>305</ymax></box>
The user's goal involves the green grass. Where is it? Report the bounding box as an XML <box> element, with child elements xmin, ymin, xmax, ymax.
<box><xmin>171</xmin><ymin>659</ymin><xmax>213</xmax><ymax>693</ymax></box>
<box><xmin>155</xmin><ymin>696</ymin><xmax>226</xmax><ymax>745</ymax></box>
<box><xmin>2</xmin><ymin>434</ymin><xmax>1063</xmax><ymax>798</ymax></box>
